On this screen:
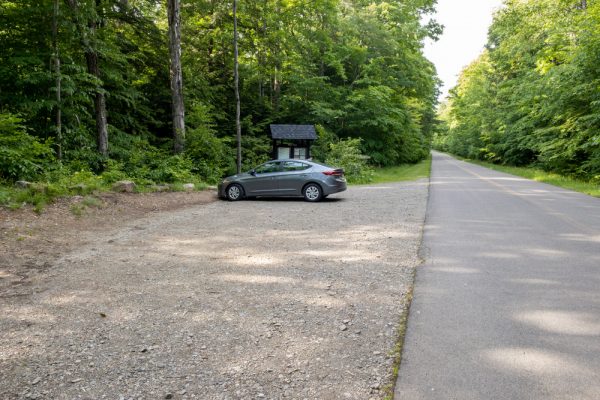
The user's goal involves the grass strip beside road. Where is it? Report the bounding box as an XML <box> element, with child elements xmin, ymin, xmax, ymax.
<box><xmin>0</xmin><ymin>180</ymin><xmax>209</xmax><ymax>213</ymax></box>
<box><xmin>369</xmin><ymin>155</ymin><xmax>432</xmax><ymax>184</ymax></box>
<box><xmin>460</xmin><ymin>159</ymin><xmax>600</xmax><ymax>198</ymax></box>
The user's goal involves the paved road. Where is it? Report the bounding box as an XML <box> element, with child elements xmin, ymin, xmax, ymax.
<box><xmin>395</xmin><ymin>152</ymin><xmax>600</xmax><ymax>399</ymax></box>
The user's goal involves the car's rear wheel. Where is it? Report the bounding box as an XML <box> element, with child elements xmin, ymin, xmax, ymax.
<box><xmin>303</xmin><ymin>183</ymin><xmax>322</xmax><ymax>202</ymax></box>
<box><xmin>226</xmin><ymin>184</ymin><xmax>244</xmax><ymax>201</ymax></box>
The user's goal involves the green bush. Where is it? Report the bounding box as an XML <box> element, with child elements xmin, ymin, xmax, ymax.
<box><xmin>186</xmin><ymin>129</ymin><xmax>230</xmax><ymax>182</ymax></box>
<box><xmin>57</xmin><ymin>170</ymin><xmax>105</xmax><ymax>193</ymax></box>
<box><xmin>111</xmin><ymin>139</ymin><xmax>198</xmax><ymax>184</ymax></box>
<box><xmin>311</xmin><ymin>124</ymin><xmax>338</xmax><ymax>163</ymax></box>
<box><xmin>147</xmin><ymin>155</ymin><xmax>195</xmax><ymax>183</ymax></box>
<box><xmin>325</xmin><ymin>138</ymin><xmax>374</xmax><ymax>184</ymax></box>
<box><xmin>186</xmin><ymin>103</ymin><xmax>232</xmax><ymax>183</ymax></box>
<box><xmin>100</xmin><ymin>160</ymin><xmax>129</xmax><ymax>184</ymax></box>
<box><xmin>0</xmin><ymin>186</ymin><xmax>11</xmax><ymax>205</ymax></box>
<box><xmin>0</xmin><ymin>113</ymin><xmax>54</xmax><ymax>181</ymax></box>
<box><xmin>240</xmin><ymin>136</ymin><xmax>271</xmax><ymax>173</ymax></box>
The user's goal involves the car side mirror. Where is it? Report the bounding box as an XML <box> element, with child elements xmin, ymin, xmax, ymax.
<box><xmin>250</xmin><ymin>169</ymin><xmax>256</xmax><ymax>176</ymax></box>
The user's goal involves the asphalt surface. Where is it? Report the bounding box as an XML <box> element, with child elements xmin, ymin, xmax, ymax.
<box><xmin>395</xmin><ymin>152</ymin><xmax>600</xmax><ymax>399</ymax></box>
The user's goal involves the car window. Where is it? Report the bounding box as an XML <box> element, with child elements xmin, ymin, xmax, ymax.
<box><xmin>254</xmin><ymin>162</ymin><xmax>281</xmax><ymax>174</ymax></box>
<box><xmin>283</xmin><ymin>161</ymin><xmax>310</xmax><ymax>172</ymax></box>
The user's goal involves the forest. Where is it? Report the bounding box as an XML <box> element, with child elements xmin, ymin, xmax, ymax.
<box><xmin>0</xmin><ymin>0</ymin><xmax>440</xmax><ymax>193</ymax></box>
<box><xmin>435</xmin><ymin>0</ymin><xmax>600</xmax><ymax>183</ymax></box>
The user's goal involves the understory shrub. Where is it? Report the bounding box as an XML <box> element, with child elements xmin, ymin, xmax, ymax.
<box><xmin>114</xmin><ymin>139</ymin><xmax>198</xmax><ymax>184</ymax></box>
<box><xmin>147</xmin><ymin>155</ymin><xmax>195</xmax><ymax>183</ymax></box>
<box><xmin>325</xmin><ymin>138</ymin><xmax>374</xmax><ymax>184</ymax></box>
<box><xmin>311</xmin><ymin>124</ymin><xmax>338</xmax><ymax>163</ymax></box>
<box><xmin>0</xmin><ymin>112</ymin><xmax>54</xmax><ymax>181</ymax></box>
<box><xmin>185</xmin><ymin>102</ymin><xmax>234</xmax><ymax>181</ymax></box>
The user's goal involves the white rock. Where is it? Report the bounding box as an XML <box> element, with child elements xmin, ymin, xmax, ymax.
<box><xmin>112</xmin><ymin>180</ymin><xmax>136</xmax><ymax>193</ymax></box>
<box><xmin>15</xmin><ymin>180</ymin><xmax>31</xmax><ymax>188</ymax></box>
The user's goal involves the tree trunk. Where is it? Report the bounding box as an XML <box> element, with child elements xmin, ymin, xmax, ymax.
<box><xmin>167</xmin><ymin>0</ymin><xmax>185</xmax><ymax>154</ymax></box>
<box><xmin>234</xmin><ymin>0</ymin><xmax>242</xmax><ymax>173</ymax></box>
<box><xmin>53</xmin><ymin>0</ymin><xmax>62</xmax><ymax>160</ymax></box>
<box><xmin>258</xmin><ymin>2</ymin><xmax>267</xmax><ymax>99</ymax></box>
<box><xmin>85</xmin><ymin>33</ymin><xmax>108</xmax><ymax>157</ymax></box>
<box><xmin>64</xmin><ymin>0</ymin><xmax>109</xmax><ymax>157</ymax></box>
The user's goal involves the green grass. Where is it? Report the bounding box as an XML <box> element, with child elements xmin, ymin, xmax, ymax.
<box><xmin>381</xmin><ymin>284</ymin><xmax>415</xmax><ymax>400</ymax></box>
<box><xmin>370</xmin><ymin>155</ymin><xmax>431</xmax><ymax>184</ymax></box>
<box><xmin>81</xmin><ymin>196</ymin><xmax>103</xmax><ymax>208</ymax></box>
<box><xmin>1</xmin><ymin>179</ymin><xmax>209</xmax><ymax>213</ymax></box>
<box><xmin>464</xmin><ymin>159</ymin><xmax>600</xmax><ymax>198</ymax></box>
<box><xmin>71</xmin><ymin>195</ymin><xmax>104</xmax><ymax>217</ymax></box>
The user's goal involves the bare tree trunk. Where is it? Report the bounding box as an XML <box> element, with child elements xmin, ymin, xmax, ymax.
<box><xmin>258</xmin><ymin>0</ymin><xmax>267</xmax><ymax>99</ymax></box>
<box><xmin>271</xmin><ymin>3</ymin><xmax>281</xmax><ymax>112</ymax></box>
<box><xmin>53</xmin><ymin>0</ymin><xmax>62</xmax><ymax>160</ymax></box>
<box><xmin>65</xmin><ymin>0</ymin><xmax>109</xmax><ymax>157</ymax></box>
<box><xmin>234</xmin><ymin>0</ymin><xmax>242</xmax><ymax>173</ymax></box>
<box><xmin>167</xmin><ymin>0</ymin><xmax>185</xmax><ymax>154</ymax></box>
<box><xmin>85</xmin><ymin>33</ymin><xmax>108</xmax><ymax>157</ymax></box>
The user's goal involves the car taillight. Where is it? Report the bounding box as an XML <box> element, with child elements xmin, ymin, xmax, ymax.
<box><xmin>323</xmin><ymin>170</ymin><xmax>344</xmax><ymax>176</ymax></box>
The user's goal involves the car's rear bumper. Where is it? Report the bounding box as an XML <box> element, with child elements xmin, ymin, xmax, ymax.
<box><xmin>321</xmin><ymin>179</ymin><xmax>347</xmax><ymax>196</ymax></box>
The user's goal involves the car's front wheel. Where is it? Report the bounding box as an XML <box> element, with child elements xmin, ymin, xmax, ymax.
<box><xmin>303</xmin><ymin>183</ymin><xmax>322</xmax><ymax>202</ymax></box>
<box><xmin>226</xmin><ymin>184</ymin><xmax>244</xmax><ymax>201</ymax></box>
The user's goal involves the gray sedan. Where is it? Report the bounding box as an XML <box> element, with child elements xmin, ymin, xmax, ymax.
<box><xmin>218</xmin><ymin>160</ymin><xmax>347</xmax><ymax>202</ymax></box>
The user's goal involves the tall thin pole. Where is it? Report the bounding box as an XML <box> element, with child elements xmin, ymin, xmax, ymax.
<box><xmin>234</xmin><ymin>0</ymin><xmax>242</xmax><ymax>173</ymax></box>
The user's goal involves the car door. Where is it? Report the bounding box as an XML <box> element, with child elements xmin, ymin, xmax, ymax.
<box><xmin>243</xmin><ymin>161</ymin><xmax>282</xmax><ymax>195</ymax></box>
<box><xmin>275</xmin><ymin>161</ymin><xmax>312</xmax><ymax>195</ymax></box>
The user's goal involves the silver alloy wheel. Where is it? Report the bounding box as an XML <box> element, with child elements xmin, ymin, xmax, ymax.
<box><xmin>304</xmin><ymin>184</ymin><xmax>321</xmax><ymax>201</ymax></box>
<box><xmin>227</xmin><ymin>184</ymin><xmax>242</xmax><ymax>201</ymax></box>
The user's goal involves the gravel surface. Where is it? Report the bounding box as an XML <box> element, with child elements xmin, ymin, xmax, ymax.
<box><xmin>0</xmin><ymin>191</ymin><xmax>216</xmax><ymax>299</ymax></box>
<box><xmin>1</xmin><ymin>180</ymin><xmax>427</xmax><ymax>399</ymax></box>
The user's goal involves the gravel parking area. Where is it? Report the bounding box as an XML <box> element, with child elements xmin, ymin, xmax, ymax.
<box><xmin>1</xmin><ymin>180</ymin><xmax>428</xmax><ymax>399</ymax></box>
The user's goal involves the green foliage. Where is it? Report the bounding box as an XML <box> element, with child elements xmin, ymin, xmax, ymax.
<box><xmin>0</xmin><ymin>113</ymin><xmax>54</xmax><ymax>181</ymax></box>
<box><xmin>438</xmin><ymin>0</ymin><xmax>600</xmax><ymax>182</ymax></box>
<box><xmin>311</xmin><ymin>125</ymin><xmax>339</xmax><ymax>163</ymax></box>
<box><xmin>183</xmin><ymin>0</ymin><xmax>437</xmax><ymax>167</ymax></box>
<box><xmin>1</xmin><ymin>169</ymin><xmax>106</xmax><ymax>211</ymax></box>
<box><xmin>146</xmin><ymin>155</ymin><xmax>195</xmax><ymax>184</ymax></box>
<box><xmin>100</xmin><ymin>160</ymin><xmax>129</xmax><ymax>184</ymax></box>
<box><xmin>1</xmin><ymin>0</ymin><xmax>440</xmax><ymax>201</ymax></box>
<box><xmin>0</xmin><ymin>187</ymin><xmax>10</xmax><ymax>205</ymax></box>
<box><xmin>54</xmin><ymin>170</ymin><xmax>104</xmax><ymax>194</ymax></box>
<box><xmin>104</xmin><ymin>139</ymin><xmax>196</xmax><ymax>184</ymax></box>
<box><xmin>240</xmin><ymin>136</ymin><xmax>272</xmax><ymax>173</ymax></box>
<box><xmin>371</xmin><ymin>156</ymin><xmax>432</xmax><ymax>184</ymax></box>
<box><xmin>71</xmin><ymin>196</ymin><xmax>102</xmax><ymax>217</ymax></box>
<box><xmin>185</xmin><ymin>102</ymin><xmax>232</xmax><ymax>183</ymax></box>
<box><xmin>325</xmin><ymin>138</ymin><xmax>374</xmax><ymax>184</ymax></box>
<box><xmin>2</xmin><ymin>183</ymin><xmax>57</xmax><ymax>213</ymax></box>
